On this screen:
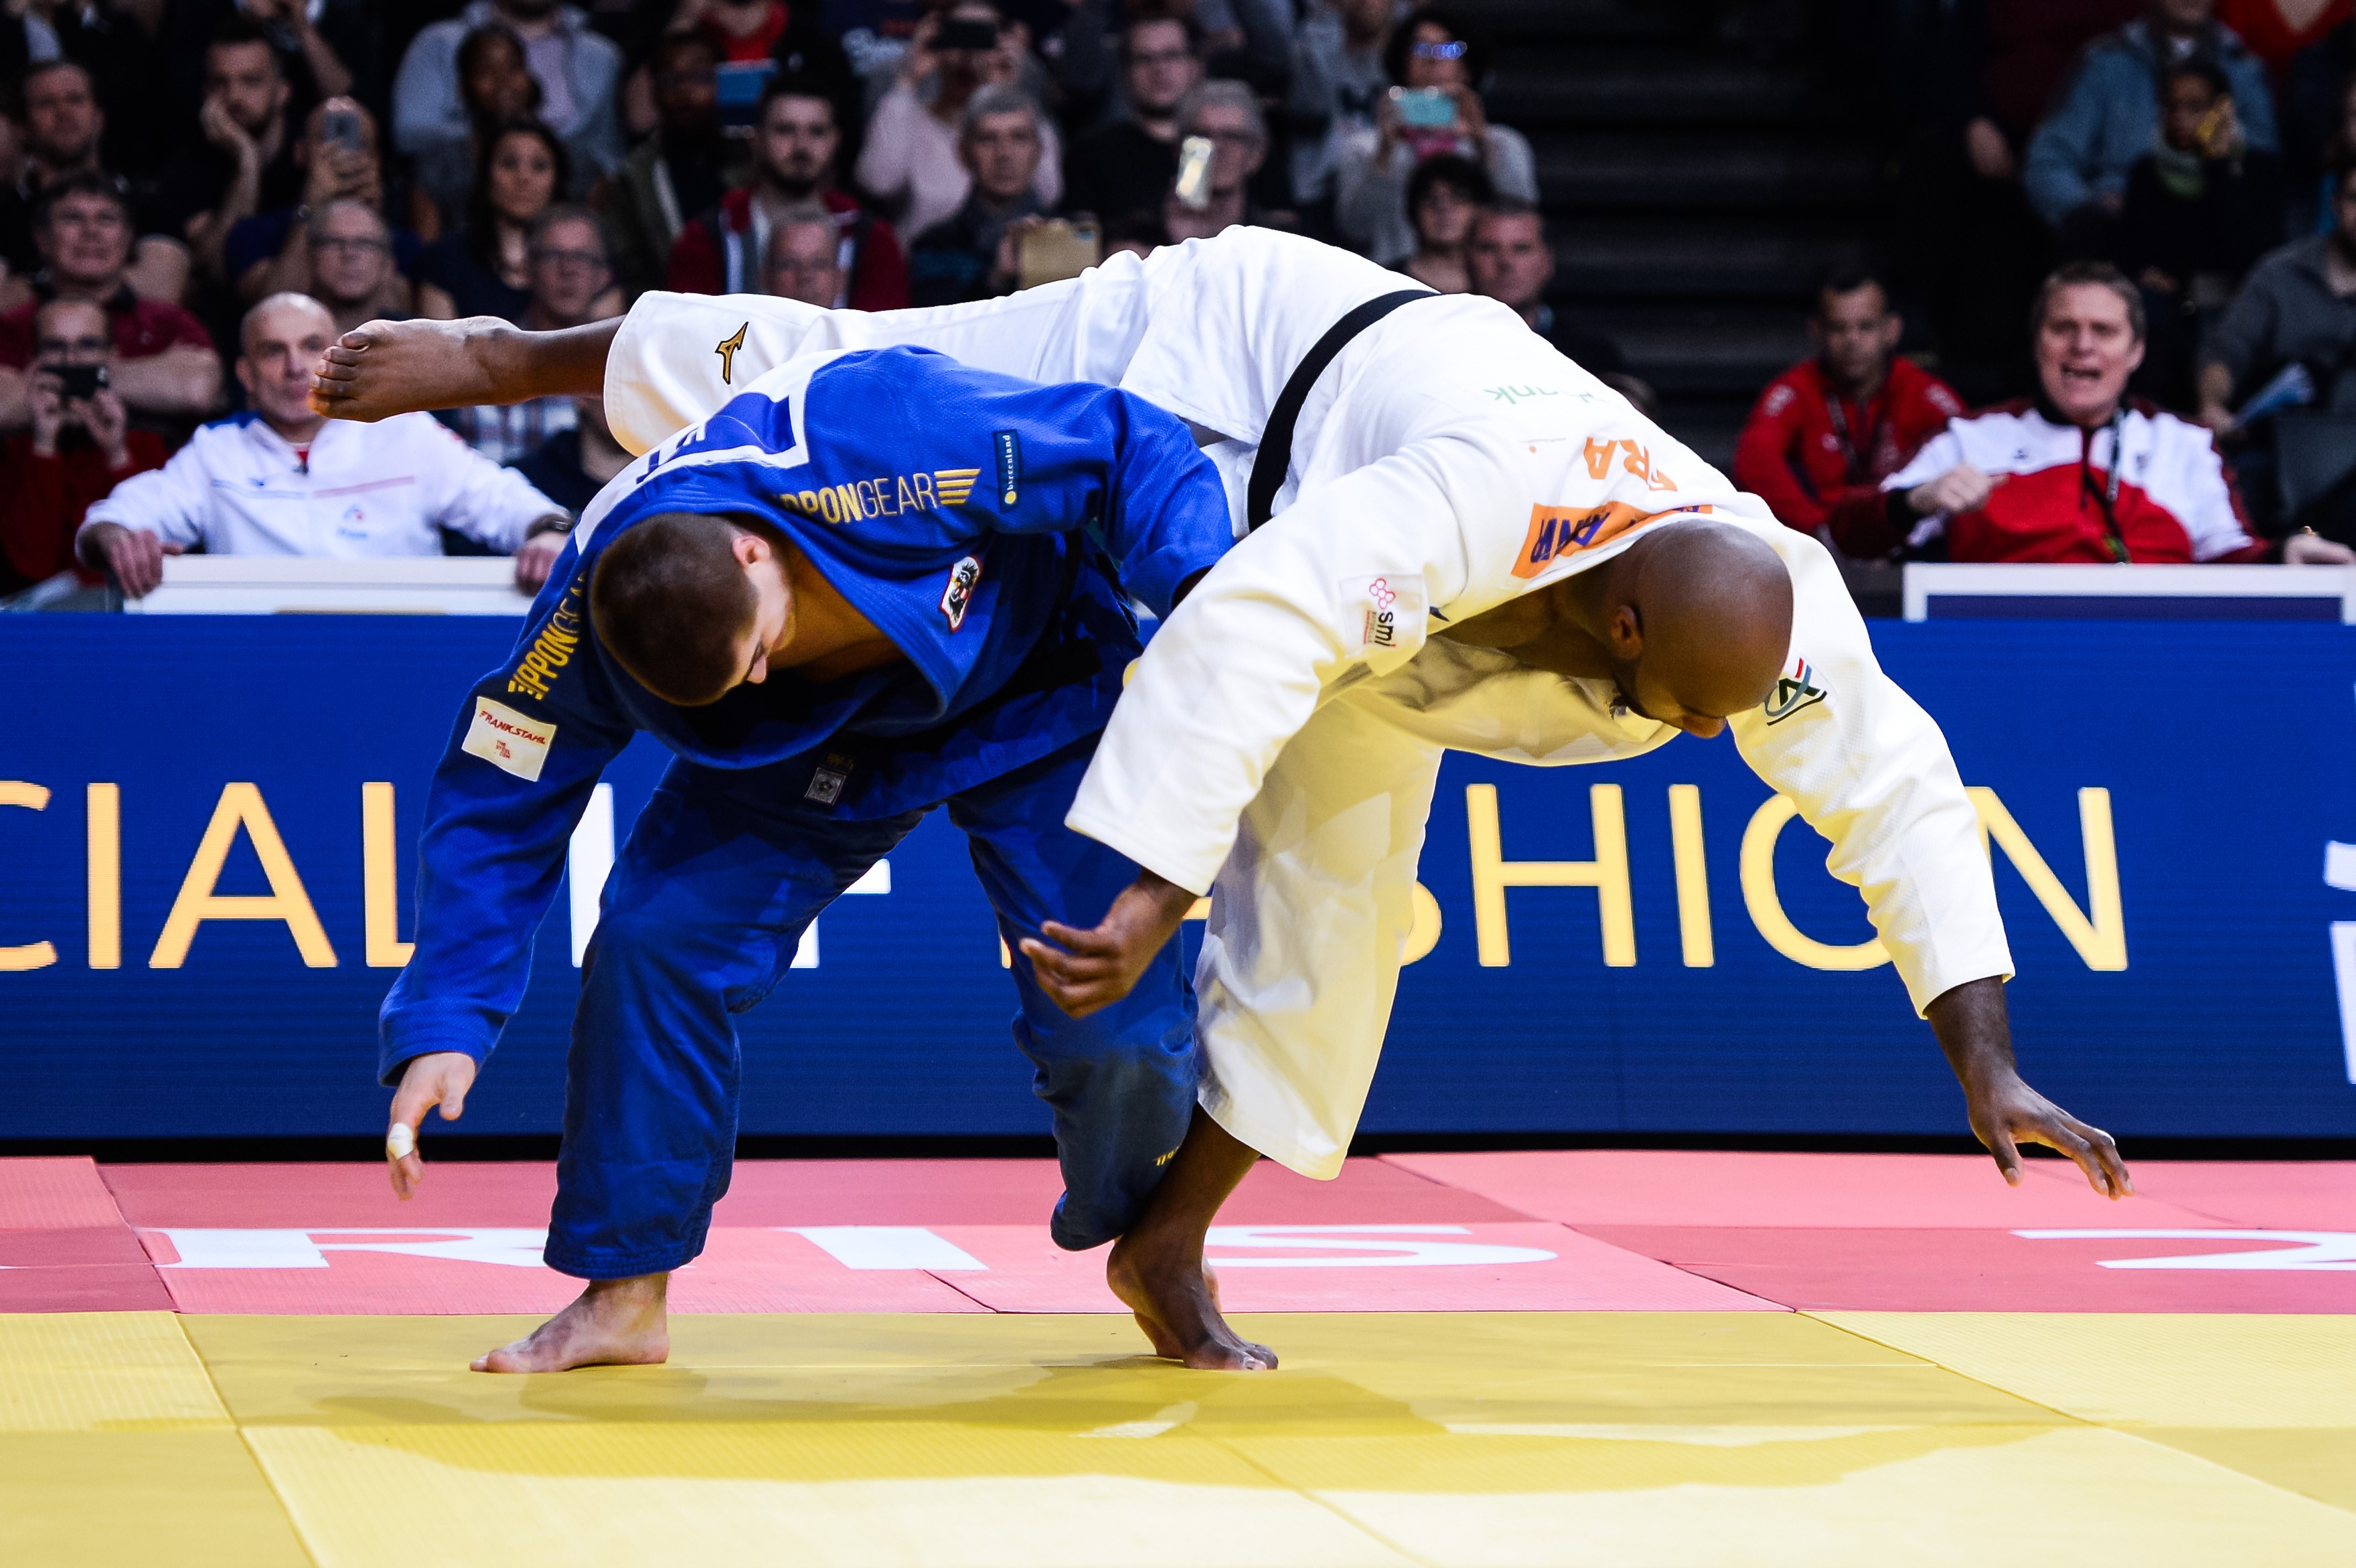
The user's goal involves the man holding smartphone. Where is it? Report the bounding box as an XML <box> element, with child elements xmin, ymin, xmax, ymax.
<box><xmin>0</xmin><ymin>297</ymin><xmax>163</xmax><ymax>595</ymax></box>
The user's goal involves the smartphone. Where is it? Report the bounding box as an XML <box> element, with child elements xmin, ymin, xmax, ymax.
<box><xmin>1391</xmin><ymin>86</ymin><xmax>1457</xmax><ymax>129</ymax></box>
<box><xmin>320</xmin><ymin>107</ymin><xmax>365</xmax><ymax>153</ymax></box>
<box><xmin>937</xmin><ymin>17</ymin><xmax>998</xmax><ymax>51</ymax></box>
<box><xmin>52</xmin><ymin>363</ymin><xmax>108</xmax><ymax>399</ymax></box>
<box><xmin>1174</xmin><ymin>136</ymin><xmax>1214</xmax><ymax>210</ymax></box>
<box><xmin>1019</xmin><ymin>220</ymin><xmax>1100</xmax><ymax>291</ymax></box>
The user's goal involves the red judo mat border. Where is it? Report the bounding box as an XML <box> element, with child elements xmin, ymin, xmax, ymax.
<box><xmin>0</xmin><ymin>1153</ymin><xmax>2349</xmax><ymax>1316</ymax></box>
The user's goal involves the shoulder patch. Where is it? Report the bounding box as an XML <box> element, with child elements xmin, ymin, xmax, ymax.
<box><xmin>461</xmin><ymin>696</ymin><xmax>556</xmax><ymax>780</ymax></box>
<box><xmin>940</xmin><ymin>554</ymin><xmax>984</xmax><ymax>630</ymax></box>
<box><xmin>1763</xmin><ymin>655</ymin><xmax>1828</xmax><ymax>725</ymax></box>
<box><xmin>993</xmin><ymin>429</ymin><xmax>1021</xmax><ymax>506</ymax></box>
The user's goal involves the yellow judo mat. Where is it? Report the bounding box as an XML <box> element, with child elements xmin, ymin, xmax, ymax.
<box><xmin>5</xmin><ymin>1310</ymin><xmax>2353</xmax><ymax>1567</ymax></box>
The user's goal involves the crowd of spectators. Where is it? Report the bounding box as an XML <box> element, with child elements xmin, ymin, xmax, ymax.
<box><xmin>9</xmin><ymin>0</ymin><xmax>2356</xmax><ymax>601</ymax></box>
<box><xmin>1749</xmin><ymin>0</ymin><xmax>2356</xmax><ymax>566</ymax></box>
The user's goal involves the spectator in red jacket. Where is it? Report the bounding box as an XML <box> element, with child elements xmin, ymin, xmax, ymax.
<box><xmin>1733</xmin><ymin>270</ymin><xmax>1965</xmax><ymax>548</ymax></box>
<box><xmin>1836</xmin><ymin>260</ymin><xmax>2356</xmax><ymax>564</ymax></box>
<box><xmin>0</xmin><ymin>296</ymin><xmax>165</xmax><ymax>594</ymax></box>
<box><xmin>665</xmin><ymin>74</ymin><xmax>907</xmax><ymax>309</ymax></box>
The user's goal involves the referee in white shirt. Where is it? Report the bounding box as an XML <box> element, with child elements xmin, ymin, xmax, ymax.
<box><xmin>79</xmin><ymin>295</ymin><xmax>571</xmax><ymax>598</ymax></box>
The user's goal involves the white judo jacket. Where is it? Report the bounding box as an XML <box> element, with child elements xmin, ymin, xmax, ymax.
<box><xmin>602</xmin><ymin>229</ymin><xmax>2013</xmax><ymax>1175</ymax></box>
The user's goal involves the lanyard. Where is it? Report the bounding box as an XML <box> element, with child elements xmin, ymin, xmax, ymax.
<box><xmin>2081</xmin><ymin>406</ymin><xmax>2130</xmax><ymax>563</ymax></box>
<box><xmin>1822</xmin><ymin>384</ymin><xmax>1887</xmax><ymax>485</ymax></box>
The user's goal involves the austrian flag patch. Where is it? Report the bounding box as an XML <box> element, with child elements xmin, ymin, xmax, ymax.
<box><xmin>940</xmin><ymin>554</ymin><xmax>984</xmax><ymax>630</ymax></box>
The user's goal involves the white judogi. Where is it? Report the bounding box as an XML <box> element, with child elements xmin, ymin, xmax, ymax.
<box><xmin>603</xmin><ymin>228</ymin><xmax>2013</xmax><ymax>1179</ymax></box>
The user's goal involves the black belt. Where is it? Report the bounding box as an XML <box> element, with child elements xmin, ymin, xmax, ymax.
<box><xmin>1245</xmin><ymin>288</ymin><xmax>1435</xmax><ymax>531</ymax></box>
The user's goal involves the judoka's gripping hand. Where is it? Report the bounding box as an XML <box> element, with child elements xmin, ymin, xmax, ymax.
<box><xmin>1020</xmin><ymin>871</ymin><xmax>1198</xmax><ymax>1020</ymax></box>
<box><xmin>1929</xmin><ymin>977</ymin><xmax>2133</xmax><ymax>1200</ymax></box>
<box><xmin>385</xmin><ymin>1051</ymin><xmax>478</xmax><ymax>1200</ymax></box>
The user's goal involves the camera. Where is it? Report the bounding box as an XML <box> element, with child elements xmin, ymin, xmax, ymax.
<box><xmin>50</xmin><ymin>363</ymin><xmax>109</xmax><ymax>400</ymax></box>
<box><xmin>320</xmin><ymin>107</ymin><xmax>366</xmax><ymax>153</ymax></box>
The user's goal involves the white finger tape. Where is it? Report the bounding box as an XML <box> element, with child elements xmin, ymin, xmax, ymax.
<box><xmin>386</xmin><ymin>1123</ymin><xmax>416</xmax><ymax>1160</ymax></box>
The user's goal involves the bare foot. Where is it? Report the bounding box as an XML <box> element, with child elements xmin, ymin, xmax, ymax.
<box><xmin>310</xmin><ymin>317</ymin><xmax>509</xmax><ymax>422</ymax></box>
<box><xmin>1107</xmin><ymin>1234</ymin><xmax>1276</xmax><ymax>1372</ymax></box>
<box><xmin>472</xmin><ymin>1274</ymin><xmax>671</xmax><ymax>1373</ymax></box>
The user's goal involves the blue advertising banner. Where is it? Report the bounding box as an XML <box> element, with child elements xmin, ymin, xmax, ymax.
<box><xmin>3</xmin><ymin>615</ymin><xmax>2353</xmax><ymax>1142</ymax></box>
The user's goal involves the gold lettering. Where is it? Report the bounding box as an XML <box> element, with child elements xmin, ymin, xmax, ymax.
<box><xmin>913</xmin><ymin>472</ymin><xmax>937</xmax><ymax>509</ymax></box>
<box><xmin>842</xmin><ymin>483</ymin><xmax>865</xmax><ymax>520</ymax></box>
<box><xmin>1739</xmin><ymin>795</ymin><xmax>1889</xmax><ymax>970</ymax></box>
<box><xmin>896</xmin><ymin>475</ymin><xmax>918</xmax><ymax>512</ymax></box>
<box><xmin>1970</xmin><ymin>787</ymin><xmax>2127</xmax><ymax>970</ymax></box>
<box><xmin>1667</xmin><ymin>783</ymin><xmax>1713</xmax><ymax>967</ymax></box>
<box><xmin>150</xmin><ymin>783</ymin><xmax>338</xmax><ymax>968</ymax></box>
<box><xmin>362</xmin><ymin>782</ymin><xmax>414</xmax><ymax>969</ymax></box>
<box><xmin>0</xmin><ymin>781</ymin><xmax>56</xmax><ymax>971</ymax></box>
<box><xmin>1466</xmin><ymin>782</ymin><xmax>1634</xmax><ymax>967</ymax></box>
<box><xmin>818</xmin><ymin>487</ymin><xmax>842</xmax><ymax>524</ymax></box>
<box><xmin>87</xmin><ymin>783</ymin><xmax>119</xmax><ymax>969</ymax></box>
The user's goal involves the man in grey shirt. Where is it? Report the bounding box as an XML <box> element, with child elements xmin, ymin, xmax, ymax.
<box><xmin>2199</xmin><ymin>158</ymin><xmax>2356</xmax><ymax>428</ymax></box>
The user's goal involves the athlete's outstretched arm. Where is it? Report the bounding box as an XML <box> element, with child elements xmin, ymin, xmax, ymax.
<box><xmin>309</xmin><ymin>316</ymin><xmax>621</xmax><ymax>422</ymax></box>
<box><xmin>1930</xmin><ymin>977</ymin><xmax>2132</xmax><ymax>1198</ymax></box>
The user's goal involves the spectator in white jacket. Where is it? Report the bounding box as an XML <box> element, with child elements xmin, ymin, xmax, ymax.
<box><xmin>1333</xmin><ymin>5</ymin><xmax>1535</xmax><ymax>266</ymax></box>
<box><xmin>79</xmin><ymin>294</ymin><xmax>569</xmax><ymax>597</ymax></box>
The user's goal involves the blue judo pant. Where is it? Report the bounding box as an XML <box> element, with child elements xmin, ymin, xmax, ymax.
<box><xmin>544</xmin><ymin>734</ymin><xmax>1197</xmax><ymax>1280</ymax></box>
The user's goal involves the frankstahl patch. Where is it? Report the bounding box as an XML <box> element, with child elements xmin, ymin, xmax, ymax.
<box><xmin>461</xmin><ymin>696</ymin><xmax>556</xmax><ymax>781</ymax></box>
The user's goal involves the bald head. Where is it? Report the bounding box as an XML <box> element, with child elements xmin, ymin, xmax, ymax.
<box><xmin>238</xmin><ymin>293</ymin><xmax>338</xmax><ymax>437</ymax></box>
<box><xmin>1587</xmin><ymin>520</ymin><xmax>1792</xmax><ymax>734</ymax></box>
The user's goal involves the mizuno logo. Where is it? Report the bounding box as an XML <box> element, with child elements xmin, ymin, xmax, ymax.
<box><xmin>934</xmin><ymin>467</ymin><xmax>981</xmax><ymax>506</ymax></box>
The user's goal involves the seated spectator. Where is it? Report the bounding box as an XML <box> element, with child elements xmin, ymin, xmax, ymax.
<box><xmin>762</xmin><ymin>201</ymin><xmax>846</xmax><ymax>305</ymax></box>
<box><xmin>407</xmin><ymin>22</ymin><xmax>544</xmax><ymax>235</ymax></box>
<box><xmin>394</xmin><ymin>0</ymin><xmax>624</xmax><ymax>202</ymax></box>
<box><xmin>1395</xmin><ymin>153</ymin><xmax>1488</xmax><ymax>292</ymax></box>
<box><xmin>1062</xmin><ymin>13</ymin><xmax>1200</xmax><ymax>224</ymax></box>
<box><xmin>1289</xmin><ymin>0</ymin><xmax>1398</xmax><ymax>221</ymax></box>
<box><xmin>294</xmin><ymin>200</ymin><xmax>412</xmax><ymax>337</ymax></box>
<box><xmin>667</xmin><ymin>76</ymin><xmax>908</xmax><ymax>308</ymax></box>
<box><xmin>2305</xmin><ymin>70</ymin><xmax>2356</xmax><ymax>230</ymax></box>
<box><xmin>2196</xmin><ymin>153</ymin><xmax>2356</xmax><ymax>531</ymax></box>
<box><xmin>228</xmin><ymin>98</ymin><xmax>423</xmax><ymax>309</ymax></box>
<box><xmin>599</xmin><ymin>31</ymin><xmax>745</xmax><ymax>299</ymax></box>
<box><xmin>512</xmin><ymin>392</ymin><xmax>629</xmax><ymax>519</ymax></box>
<box><xmin>1162</xmin><ymin>80</ymin><xmax>1276</xmax><ymax>242</ymax></box>
<box><xmin>78</xmin><ymin>293</ymin><xmax>570</xmax><ymax>595</ymax></box>
<box><xmin>0</xmin><ymin>0</ymin><xmax>164</xmax><ymax>178</ymax></box>
<box><xmin>856</xmin><ymin>2</ymin><xmax>1061</xmax><ymax>244</ymax></box>
<box><xmin>441</xmin><ymin>204</ymin><xmax>615</xmax><ymax>463</ymax></box>
<box><xmin>1334</xmin><ymin>6</ymin><xmax>1537</xmax><ymax>267</ymax></box>
<box><xmin>1840</xmin><ymin>261</ymin><xmax>2352</xmax><ymax>562</ymax></box>
<box><xmin>2286</xmin><ymin>17</ymin><xmax>2355</xmax><ymax>196</ymax></box>
<box><xmin>2118</xmin><ymin>60</ymin><xmax>2284</xmax><ymax>408</ymax></box>
<box><xmin>0</xmin><ymin>61</ymin><xmax>187</xmax><ymax>310</ymax></box>
<box><xmin>153</xmin><ymin>20</ymin><xmax>303</xmax><ymax>289</ymax></box>
<box><xmin>1733</xmin><ymin>268</ymin><xmax>1966</xmax><ymax>546</ymax></box>
<box><xmin>1466</xmin><ymin>198</ymin><xmax>1638</xmax><ymax>394</ymax></box>
<box><xmin>0</xmin><ymin>174</ymin><xmax>220</xmax><ymax>430</ymax></box>
<box><xmin>416</xmin><ymin>119</ymin><xmax>597</xmax><ymax>322</ymax></box>
<box><xmin>909</xmin><ymin>87</ymin><xmax>1044</xmax><ymax>306</ymax></box>
<box><xmin>153</xmin><ymin>0</ymin><xmax>369</xmax><ymax>127</ymax></box>
<box><xmin>0</xmin><ymin>295</ymin><xmax>165</xmax><ymax>594</ymax></box>
<box><xmin>2024</xmin><ymin>0</ymin><xmax>2279</xmax><ymax>254</ymax></box>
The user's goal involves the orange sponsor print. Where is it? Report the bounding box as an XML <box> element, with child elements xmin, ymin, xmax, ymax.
<box><xmin>1581</xmin><ymin>437</ymin><xmax>1678</xmax><ymax>491</ymax></box>
<box><xmin>1512</xmin><ymin>501</ymin><xmax>1713</xmax><ymax>579</ymax></box>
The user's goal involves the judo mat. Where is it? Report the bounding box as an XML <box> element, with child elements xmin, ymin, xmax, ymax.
<box><xmin>5</xmin><ymin>1152</ymin><xmax>2352</xmax><ymax>1566</ymax></box>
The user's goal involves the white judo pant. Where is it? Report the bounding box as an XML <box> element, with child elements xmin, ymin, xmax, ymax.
<box><xmin>607</xmin><ymin>246</ymin><xmax>1475</xmax><ymax>1178</ymax></box>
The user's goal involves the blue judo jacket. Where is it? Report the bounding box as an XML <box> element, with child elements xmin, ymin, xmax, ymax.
<box><xmin>378</xmin><ymin>345</ymin><xmax>1235</xmax><ymax>1082</ymax></box>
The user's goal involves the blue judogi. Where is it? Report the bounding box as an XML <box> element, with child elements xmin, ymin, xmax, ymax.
<box><xmin>380</xmin><ymin>345</ymin><xmax>1234</xmax><ymax>1277</ymax></box>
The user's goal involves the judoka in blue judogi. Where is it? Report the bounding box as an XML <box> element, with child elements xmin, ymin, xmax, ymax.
<box><xmin>378</xmin><ymin>343</ymin><xmax>1235</xmax><ymax>1293</ymax></box>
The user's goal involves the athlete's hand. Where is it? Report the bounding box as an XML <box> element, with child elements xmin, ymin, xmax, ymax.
<box><xmin>386</xmin><ymin>1051</ymin><xmax>477</xmax><ymax>1200</ymax></box>
<box><xmin>1020</xmin><ymin>870</ymin><xmax>1198</xmax><ymax>1019</ymax></box>
<box><xmin>1928</xmin><ymin>976</ymin><xmax>2132</xmax><ymax>1200</ymax></box>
